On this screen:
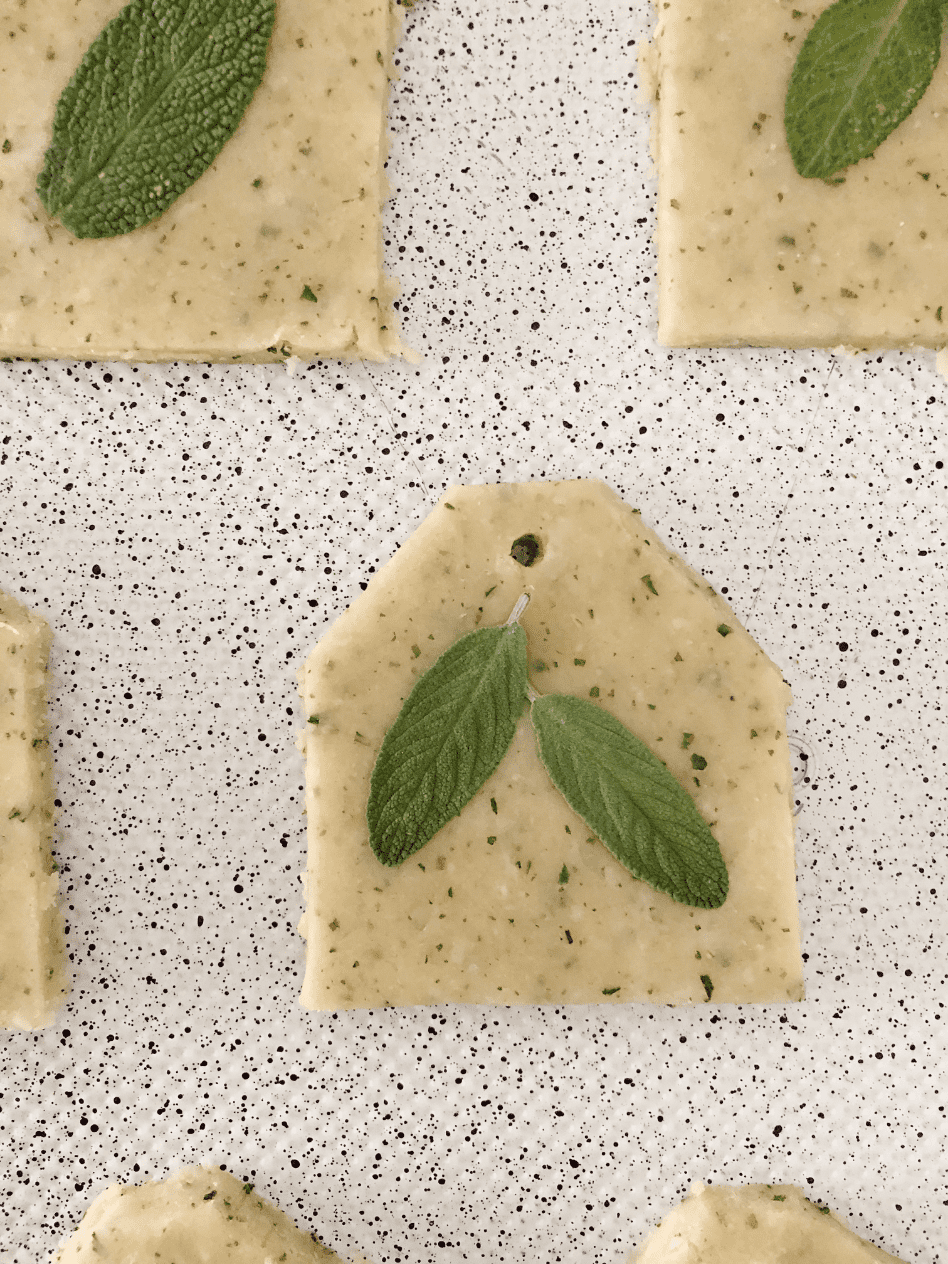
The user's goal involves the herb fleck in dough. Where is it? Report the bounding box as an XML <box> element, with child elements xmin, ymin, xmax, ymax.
<box><xmin>299</xmin><ymin>480</ymin><xmax>804</xmax><ymax>1009</ymax></box>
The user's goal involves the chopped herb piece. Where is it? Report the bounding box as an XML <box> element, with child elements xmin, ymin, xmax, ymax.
<box><xmin>674</xmin><ymin>651</ymin><xmax>683</xmax><ymax>662</ymax></box>
<box><xmin>717</xmin><ymin>623</ymin><xmax>732</xmax><ymax>637</ymax></box>
<box><xmin>447</xmin><ymin>887</ymin><xmax>453</xmax><ymax>897</ymax></box>
<box><xmin>487</xmin><ymin>836</ymin><xmax>496</xmax><ymax>845</ymax></box>
<box><xmin>558</xmin><ymin>864</ymin><xmax>569</xmax><ymax>884</ymax></box>
<box><xmin>329</xmin><ymin>919</ymin><xmax>339</xmax><ymax>931</ymax></box>
<box><xmin>485</xmin><ymin>585</ymin><xmax>497</xmax><ymax>597</ymax></box>
<box><xmin>641</xmin><ymin>574</ymin><xmax>659</xmax><ymax>595</ymax></box>
<box><xmin>308</xmin><ymin>714</ymin><xmax>319</xmax><ymax>724</ymax></box>
<box><xmin>203</xmin><ymin>1191</ymin><xmax>217</xmax><ymax>1201</ymax></box>
<box><xmin>301</xmin><ymin>284</ymin><xmax>318</xmax><ymax>302</ymax></box>
<box><xmin>411</xmin><ymin>644</ymin><xmax>421</xmax><ymax>658</ymax></box>
<box><xmin>418</xmin><ymin>863</ymin><xmax>425</xmax><ymax>870</ymax></box>
<box><xmin>574</xmin><ymin>657</ymin><xmax>586</xmax><ymax>666</ymax></box>
<box><xmin>681</xmin><ymin>732</ymin><xmax>694</xmax><ymax>749</ymax></box>
<box><xmin>589</xmin><ymin>686</ymin><xmax>600</xmax><ymax>698</ymax></box>
<box><xmin>444</xmin><ymin>503</ymin><xmax>455</xmax><ymax>510</ymax></box>
<box><xmin>243</xmin><ymin>1183</ymin><xmax>254</xmax><ymax>1194</ymax></box>
<box><xmin>565</xmin><ymin>929</ymin><xmax>573</xmax><ymax>943</ymax></box>
<box><xmin>602</xmin><ymin>986</ymin><xmax>621</xmax><ymax>995</ymax></box>
<box><xmin>490</xmin><ymin>797</ymin><xmax>498</xmax><ymax>814</ymax></box>
<box><xmin>647</xmin><ymin>703</ymin><xmax>656</xmax><ymax>710</ymax></box>
<box><xmin>691</xmin><ymin>754</ymin><xmax>708</xmax><ymax>770</ymax></box>
<box><xmin>773</xmin><ymin>1195</ymin><xmax>786</xmax><ymax>1201</ymax></box>
<box><xmin>700</xmin><ymin>973</ymin><xmax>714</xmax><ymax>1000</ymax></box>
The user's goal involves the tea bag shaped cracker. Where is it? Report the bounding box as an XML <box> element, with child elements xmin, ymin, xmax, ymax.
<box><xmin>635</xmin><ymin>1182</ymin><xmax>906</xmax><ymax>1263</ymax></box>
<box><xmin>0</xmin><ymin>589</ymin><xmax>67</xmax><ymax>1029</ymax></box>
<box><xmin>651</xmin><ymin>0</ymin><xmax>948</xmax><ymax>348</ymax></box>
<box><xmin>299</xmin><ymin>480</ymin><xmax>803</xmax><ymax>1009</ymax></box>
<box><xmin>54</xmin><ymin>1167</ymin><xmax>351</xmax><ymax>1263</ymax></box>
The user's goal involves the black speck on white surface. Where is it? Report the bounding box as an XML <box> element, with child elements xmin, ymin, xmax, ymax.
<box><xmin>1</xmin><ymin>1</ymin><xmax>947</xmax><ymax>1261</ymax></box>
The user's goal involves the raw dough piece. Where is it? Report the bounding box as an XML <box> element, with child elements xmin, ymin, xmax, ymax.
<box><xmin>0</xmin><ymin>0</ymin><xmax>404</xmax><ymax>362</ymax></box>
<box><xmin>635</xmin><ymin>1182</ymin><xmax>905</xmax><ymax>1262</ymax></box>
<box><xmin>0</xmin><ymin>589</ymin><xmax>67</xmax><ymax>1030</ymax></box>
<box><xmin>54</xmin><ymin>1167</ymin><xmax>353</xmax><ymax>1263</ymax></box>
<box><xmin>299</xmin><ymin>480</ymin><xmax>803</xmax><ymax>1009</ymax></box>
<box><xmin>651</xmin><ymin>0</ymin><xmax>948</xmax><ymax>348</ymax></box>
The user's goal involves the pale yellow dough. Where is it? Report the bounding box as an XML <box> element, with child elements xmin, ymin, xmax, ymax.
<box><xmin>652</xmin><ymin>0</ymin><xmax>948</xmax><ymax>348</ymax></box>
<box><xmin>0</xmin><ymin>588</ymin><xmax>68</xmax><ymax>1030</ymax></box>
<box><xmin>299</xmin><ymin>480</ymin><xmax>803</xmax><ymax>1010</ymax></box>
<box><xmin>53</xmin><ymin>1167</ymin><xmax>352</xmax><ymax>1263</ymax></box>
<box><xmin>0</xmin><ymin>0</ymin><xmax>404</xmax><ymax>362</ymax></box>
<box><xmin>635</xmin><ymin>1182</ymin><xmax>906</xmax><ymax>1262</ymax></box>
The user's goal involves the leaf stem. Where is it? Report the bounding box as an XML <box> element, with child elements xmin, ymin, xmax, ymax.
<box><xmin>505</xmin><ymin>593</ymin><xmax>530</xmax><ymax>625</ymax></box>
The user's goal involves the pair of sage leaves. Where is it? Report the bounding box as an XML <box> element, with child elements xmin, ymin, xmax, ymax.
<box><xmin>367</xmin><ymin>599</ymin><xmax>729</xmax><ymax>910</ymax></box>
<box><xmin>786</xmin><ymin>0</ymin><xmax>947</xmax><ymax>179</ymax></box>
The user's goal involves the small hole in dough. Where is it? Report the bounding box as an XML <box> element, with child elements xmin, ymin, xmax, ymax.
<box><xmin>510</xmin><ymin>534</ymin><xmax>542</xmax><ymax>567</ymax></box>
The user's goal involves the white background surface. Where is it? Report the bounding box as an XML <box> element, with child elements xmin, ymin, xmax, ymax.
<box><xmin>1</xmin><ymin>0</ymin><xmax>946</xmax><ymax>1259</ymax></box>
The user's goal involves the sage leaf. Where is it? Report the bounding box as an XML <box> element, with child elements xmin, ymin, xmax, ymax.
<box><xmin>368</xmin><ymin>624</ymin><xmax>529</xmax><ymax>866</ymax></box>
<box><xmin>37</xmin><ymin>0</ymin><xmax>276</xmax><ymax>238</ymax></box>
<box><xmin>785</xmin><ymin>0</ymin><xmax>945</xmax><ymax>179</ymax></box>
<box><xmin>531</xmin><ymin>694</ymin><xmax>728</xmax><ymax>908</ymax></box>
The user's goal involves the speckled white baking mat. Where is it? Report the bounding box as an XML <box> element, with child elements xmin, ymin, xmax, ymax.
<box><xmin>1</xmin><ymin>0</ymin><xmax>946</xmax><ymax>1260</ymax></box>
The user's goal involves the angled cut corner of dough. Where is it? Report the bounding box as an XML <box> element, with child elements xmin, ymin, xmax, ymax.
<box><xmin>634</xmin><ymin>1182</ymin><xmax>907</xmax><ymax>1263</ymax></box>
<box><xmin>0</xmin><ymin>588</ymin><xmax>68</xmax><ymax>1030</ymax></box>
<box><xmin>53</xmin><ymin>1167</ymin><xmax>365</xmax><ymax>1264</ymax></box>
<box><xmin>0</xmin><ymin>0</ymin><xmax>409</xmax><ymax>363</ymax></box>
<box><xmin>298</xmin><ymin>479</ymin><xmax>804</xmax><ymax>1010</ymax></box>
